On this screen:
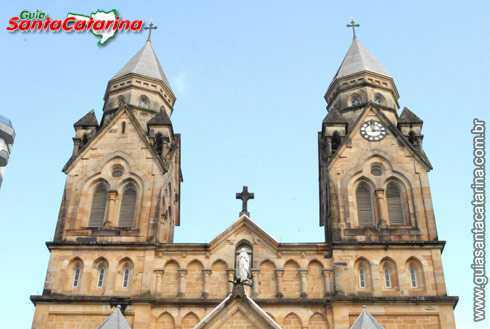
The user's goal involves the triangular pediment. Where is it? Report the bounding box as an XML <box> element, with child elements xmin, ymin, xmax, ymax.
<box><xmin>63</xmin><ymin>106</ymin><xmax>165</xmax><ymax>174</ymax></box>
<box><xmin>96</xmin><ymin>306</ymin><xmax>132</xmax><ymax>329</ymax></box>
<box><xmin>208</xmin><ymin>215</ymin><xmax>279</xmax><ymax>252</ymax></box>
<box><xmin>194</xmin><ymin>286</ymin><xmax>282</xmax><ymax>329</ymax></box>
<box><xmin>327</xmin><ymin>105</ymin><xmax>432</xmax><ymax>171</ymax></box>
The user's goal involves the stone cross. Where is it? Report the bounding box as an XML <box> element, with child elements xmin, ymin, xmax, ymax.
<box><xmin>236</xmin><ymin>186</ymin><xmax>254</xmax><ymax>216</ymax></box>
<box><xmin>346</xmin><ymin>18</ymin><xmax>360</xmax><ymax>38</ymax></box>
<box><xmin>144</xmin><ymin>20</ymin><xmax>158</xmax><ymax>42</ymax></box>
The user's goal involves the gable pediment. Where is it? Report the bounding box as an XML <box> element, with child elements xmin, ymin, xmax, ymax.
<box><xmin>63</xmin><ymin>106</ymin><xmax>166</xmax><ymax>174</ymax></box>
<box><xmin>208</xmin><ymin>215</ymin><xmax>279</xmax><ymax>253</ymax></box>
<box><xmin>327</xmin><ymin>105</ymin><xmax>432</xmax><ymax>171</ymax></box>
<box><xmin>194</xmin><ymin>286</ymin><xmax>282</xmax><ymax>329</ymax></box>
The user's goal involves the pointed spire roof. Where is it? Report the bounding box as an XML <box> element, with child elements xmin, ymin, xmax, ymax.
<box><xmin>323</xmin><ymin>108</ymin><xmax>348</xmax><ymax>124</ymax></box>
<box><xmin>147</xmin><ymin>110</ymin><xmax>172</xmax><ymax>126</ymax></box>
<box><xmin>399</xmin><ymin>107</ymin><xmax>423</xmax><ymax>124</ymax></box>
<box><xmin>96</xmin><ymin>306</ymin><xmax>131</xmax><ymax>329</ymax></box>
<box><xmin>350</xmin><ymin>306</ymin><xmax>385</xmax><ymax>329</ymax></box>
<box><xmin>334</xmin><ymin>37</ymin><xmax>390</xmax><ymax>80</ymax></box>
<box><xmin>74</xmin><ymin>110</ymin><xmax>98</xmax><ymax>128</ymax></box>
<box><xmin>112</xmin><ymin>41</ymin><xmax>172</xmax><ymax>92</ymax></box>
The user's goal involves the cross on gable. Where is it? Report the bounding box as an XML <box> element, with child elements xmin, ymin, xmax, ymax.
<box><xmin>144</xmin><ymin>20</ymin><xmax>158</xmax><ymax>42</ymax></box>
<box><xmin>236</xmin><ymin>186</ymin><xmax>254</xmax><ymax>216</ymax></box>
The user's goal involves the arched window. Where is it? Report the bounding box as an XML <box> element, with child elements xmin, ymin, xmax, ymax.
<box><xmin>119</xmin><ymin>184</ymin><xmax>137</xmax><ymax>227</ymax></box>
<box><xmin>121</xmin><ymin>121</ymin><xmax>126</xmax><ymax>134</ymax></box>
<box><xmin>410</xmin><ymin>266</ymin><xmax>418</xmax><ymax>288</ymax></box>
<box><xmin>138</xmin><ymin>96</ymin><xmax>149</xmax><ymax>108</ymax></box>
<box><xmin>122</xmin><ymin>267</ymin><xmax>130</xmax><ymax>288</ymax></box>
<box><xmin>386</xmin><ymin>183</ymin><xmax>405</xmax><ymax>225</ymax></box>
<box><xmin>117</xmin><ymin>96</ymin><xmax>125</xmax><ymax>107</ymax></box>
<box><xmin>73</xmin><ymin>266</ymin><xmax>81</xmax><ymax>287</ymax></box>
<box><xmin>384</xmin><ymin>266</ymin><xmax>392</xmax><ymax>288</ymax></box>
<box><xmin>373</xmin><ymin>94</ymin><xmax>385</xmax><ymax>106</ymax></box>
<box><xmin>155</xmin><ymin>133</ymin><xmax>164</xmax><ymax>155</ymax></box>
<box><xmin>332</xmin><ymin>131</ymin><xmax>341</xmax><ymax>153</ymax></box>
<box><xmin>356</xmin><ymin>182</ymin><xmax>374</xmax><ymax>226</ymax></box>
<box><xmin>408</xmin><ymin>130</ymin><xmax>416</xmax><ymax>145</ymax></box>
<box><xmin>351</xmin><ymin>95</ymin><xmax>361</xmax><ymax>106</ymax></box>
<box><xmin>89</xmin><ymin>184</ymin><xmax>108</xmax><ymax>227</ymax></box>
<box><xmin>358</xmin><ymin>267</ymin><xmax>366</xmax><ymax>288</ymax></box>
<box><xmin>97</xmin><ymin>267</ymin><xmax>105</xmax><ymax>288</ymax></box>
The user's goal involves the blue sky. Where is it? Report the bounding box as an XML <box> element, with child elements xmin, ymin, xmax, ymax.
<box><xmin>0</xmin><ymin>1</ymin><xmax>488</xmax><ymax>328</ymax></box>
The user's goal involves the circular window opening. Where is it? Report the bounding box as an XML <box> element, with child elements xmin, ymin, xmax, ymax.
<box><xmin>371</xmin><ymin>166</ymin><xmax>383</xmax><ymax>176</ymax></box>
<box><xmin>112</xmin><ymin>166</ymin><xmax>124</xmax><ymax>178</ymax></box>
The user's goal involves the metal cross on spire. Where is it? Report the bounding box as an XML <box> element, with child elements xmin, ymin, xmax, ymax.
<box><xmin>346</xmin><ymin>18</ymin><xmax>360</xmax><ymax>39</ymax></box>
<box><xmin>236</xmin><ymin>186</ymin><xmax>254</xmax><ymax>216</ymax></box>
<box><xmin>144</xmin><ymin>20</ymin><xmax>158</xmax><ymax>42</ymax></box>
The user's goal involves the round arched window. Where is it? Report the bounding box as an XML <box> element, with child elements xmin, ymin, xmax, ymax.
<box><xmin>138</xmin><ymin>97</ymin><xmax>149</xmax><ymax>108</ymax></box>
<box><xmin>352</xmin><ymin>96</ymin><xmax>361</xmax><ymax>106</ymax></box>
<box><xmin>117</xmin><ymin>97</ymin><xmax>125</xmax><ymax>107</ymax></box>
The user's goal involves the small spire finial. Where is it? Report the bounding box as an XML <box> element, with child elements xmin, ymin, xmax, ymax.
<box><xmin>144</xmin><ymin>19</ymin><xmax>158</xmax><ymax>42</ymax></box>
<box><xmin>346</xmin><ymin>18</ymin><xmax>360</xmax><ymax>39</ymax></box>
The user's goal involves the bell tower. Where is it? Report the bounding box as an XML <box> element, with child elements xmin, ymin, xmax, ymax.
<box><xmin>318</xmin><ymin>29</ymin><xmax>435</xmax><ymax>243</ymax></box>
<box><xmin>53</xmin><ymin>36</ymin><xmax>182</xmax><ymax>245</ymax></box>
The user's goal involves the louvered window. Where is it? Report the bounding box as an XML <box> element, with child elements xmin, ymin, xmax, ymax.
<box><xmin>384</xmin><ymin>267</ymin><xmax>392</xmax><ymax>288</ymax></box>
<box><xmin>359</xmin><ymin>267</ymin><xmax>366</xmax><ymax>288</ymax></box>
<box><xmin>88</xmin><ymin>185</ymin><xmax>108</xmax><ymax>227</ymax></box>
<box><xmin>356</xmin><ymin>182</ymin><xmax>374</xmax><ymax>226</ymax></box>
<box><xmin>387</xmin><ymin>183</ymin><xmax>405</xmax><ymax>225</ymax></box>
<box><xmin>119</xmin><ymin>184</ymin><xmax>137</xmax><ymax>227</ymax></box>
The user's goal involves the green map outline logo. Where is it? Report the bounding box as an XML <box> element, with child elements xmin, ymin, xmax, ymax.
<box><xmin>66</xmin><ymin>9</ymin><xmax>118</xmax><ymax>46</ymax></box>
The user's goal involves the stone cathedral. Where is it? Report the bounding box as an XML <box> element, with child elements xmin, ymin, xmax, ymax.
<box><xmin>31</xmin><ymin>27</ymin><xmax>458</xmax><ymax>329</ymax></box>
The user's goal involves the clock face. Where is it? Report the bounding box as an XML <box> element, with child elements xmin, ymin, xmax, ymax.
<box><xmin>360</xmin><ymin>120</ymin><xmax>387</xmax><ymax>141</ymax></box>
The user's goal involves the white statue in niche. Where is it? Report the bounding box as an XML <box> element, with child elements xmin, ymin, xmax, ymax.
<box><xmin>236</xmin><ymin>248</ymin><xmax>250</xmax><ymax>282</ymax></box>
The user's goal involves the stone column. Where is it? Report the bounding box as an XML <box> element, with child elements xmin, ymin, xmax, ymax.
<box><xmin>227</xmin><ymin>269</ymin><xmax>235</xmax><ymax>294</ymax></box>
<box><xmin>72</xmin><ymin>138</ymin><xmax>82</xmax><ymax>155</ymax></box>
<box><xmin>105</xmin><ymin>190</ymin><xmax>118</xmax><ymax>227</ymax></box>
<box><xmin>375</xmin><ymin>188</ymin><xmax>388</xmax><ymax>226</ymax></box>
<box><xmin>275</xmin><ymin>269</ymin><xmax>284</xmax><ymax>298</ymax></box>
<box><xmin>202</xmin><ymin>269</ymin><xmax>211</xmax><ymax>298</ymax></box>
<box><xmin>322</xmin><ymin>269</ymin><xmax>333</xmax><ymax>296</ymax></box>
<box><xmin>299</xmin><ymin>269</ymin><xmax>308</xmax><ymax>298</ymax></box>
<box><xmin>154</xmin><ymin>270</ymin><xmax>163</xmax><ymax>296</ymax></box>
<box><xmin>251</xmin><ymin>269</ymin><xmax>259</xmax><ymax>298</ymax></box>
<box><xmin>177</xmin><ymin>269</ymin><xmax>187</xmax><ymax>298</ymax></box>
<box><xmin>326</xmin><ymin>137</ymin><xmax>332</xmax><ymax>157</ymax></box>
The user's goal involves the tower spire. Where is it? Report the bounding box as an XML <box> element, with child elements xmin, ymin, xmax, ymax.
<box><xmin>346</xmin><ymin>18</ymin><xmax>360</xmax><ymax>39</ymax></box>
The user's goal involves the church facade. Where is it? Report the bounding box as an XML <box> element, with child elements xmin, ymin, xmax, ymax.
<box><xmin>30</xmin><ymin>30</ymin><xmax>458</xmax><ymax>329</ymax></box>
